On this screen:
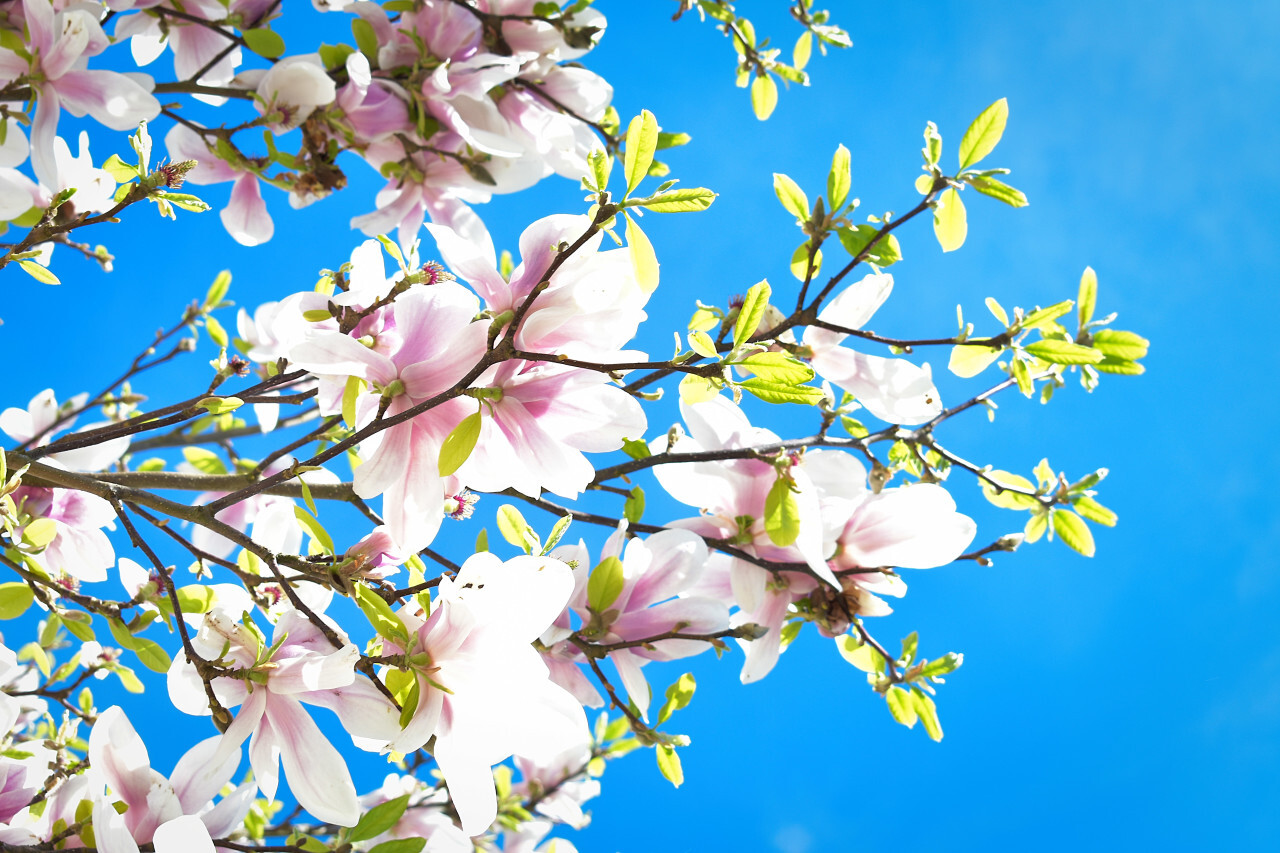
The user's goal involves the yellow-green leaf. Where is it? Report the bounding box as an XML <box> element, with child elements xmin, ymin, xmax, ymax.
<box><xmin>1053</xmin><ymin>509</ymin><xmax>1095</xmax><ymax>557</ymax></box>
<box><xmin>1078</xmin><ymin>266</ymin><xmax>1098</xmax><ymax>327</ymax></box>
<box><xmin>750</xmin><ymin>74</ymin><xmax>778</xmax><ymax>120</ymax></box>
<box><xmin>623</xmin><ymin>110</ymin><xmax>659</xmax><ymax>195</ymax></box>
<box><xmin>438</xmin><ymin>411</ymin><xmax>482</xmax><ymax>477</ymax></box>
<box><xmin>933</xmin><ymin>187</ymin><xmax>967</xmax><ymax>252</ymax></box>
<box><xmin>948</xmin><ymin>343</ymin><xmax>1002</xmax><ymax>378</ymax></box>
<box><xmin>0</xmin><ymin>583</ymin><xmax>34</xmax><ymax>620</ymax></box>
<box><xmin>625</xmin><ymin>213</ymin><xmax>659</xmax><ymax>293</ymax></box>
<box><xmin>958</xmin><ymin>97</ymin><xmax>1008</xmax><ymax>170</ymax></box>
<box><xmin>19</xmin><ymin>260</ymin><xmax>59</xmax><ymax>284</ymax></box>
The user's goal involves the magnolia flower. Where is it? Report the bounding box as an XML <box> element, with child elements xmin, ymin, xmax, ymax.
<box><xmin>547</xmin><ymin>526</ymin><xmax>725</xmax><ymax>719</ymax></box>
<box><xmin>0</xmin><ymin>0</ymin><xmax>159</xmax><ymax>188</ymax></box>
<box><xmin>164</xmin><ymin>124</ymin><xmax>272</xmax><ymax>246</ymax></box>
<box><xmin>383</xmin><ymin>552</ymin><xmax>588</xmax><ymax>835</ymax></box>
<box><xmin>457</xmin><ymin>360</ymin><xmax>645</xmax><ymax>499</ymax></box>
<box><xmin>288</xmin><ymin>281</ymin><xmax>488</xmax><ymax>552</ymax></box>
<box><xmin>88</xmin><ymin>705</ymin><xmax>255</xmax><ymax>853</ymax></box>
<box><xmin>427</xmin><ymin>213</ymin><xmax>648</xmax><ymax>359</ymax></box>
<box><xmin>250</xmin><ymin>56</ymin><xmax>337</xmax><ymax>132</ymax></box>
<box><xmin>654</xmin><ymin>396</ymin><xmax>854</xmax><ymax>682</ymax></box>
<box><xmin>168</xmin><ymin>607</ymin><xmax>399</xmax><ymax>825</ymax></box>
<box><xmin>8</xmin><ymin>486</ymin><xmax>115</xmax><ymax>584</ymax></box>
<box><xmin>803</xmin><ymin>272</ymin><xmax>944</xmax><ymax>424</ymax></box>
<box><xmin>0</xmin><ymin>388</ymin><xmax>129</xmax><ymax>472</ymax></box>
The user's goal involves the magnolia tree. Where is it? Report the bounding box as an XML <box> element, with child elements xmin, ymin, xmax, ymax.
<box><xmin>0</xmin><ymin>1</ymin><xmax>1150</xmax><ymax>851</ymax></box>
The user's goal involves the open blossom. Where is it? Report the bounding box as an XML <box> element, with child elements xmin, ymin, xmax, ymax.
<box><xmin>167</xmin><ymin>607</ymin><xmax>399</xmax><ymax>826</ymax></box>
<box><xmin>88</xmin><ymin>705</ymin><xmax>255</xmax><ymax>853</ymax></box>
<box><xmin>456</xmin><ymin>360</ymin><xmax>644</xmax><ymax>500</ymax></box>
<box><xmin>803</xmin><ymin>272</ymin><xmax>944</xmax><ymax>424</ymax></box>
<box><xmin>0</xmin><ymin>0</ymin><xmax>159</xmax><ymax>188</ymax></box>
<box><xmin>545</xmin><ymin>526</ymin><xmax>725</xmax><ymax>719</ymax></box>
<box><xmin>8</xmin><ymin>486</ymin><xmax>115</xmax><ymax>584</ymax></box>
<box><xmin>288</xmin><ymin>281</ymin><xmax>487</xmax><ymax>552</ymax></box>
<box><xmin>382</xmin><ymin>552</ymin><xmax>588</xmax><ymax>836</ymax></box>
<box><xmin>653</xmin><ymin>396</ymin><xmax>849</xmax><ymax>683</ymax></box>
<box><xmin>1</xmin><ymin>388</ymin><xmax>129</xmax><ymax>472</ymax></box>
<box><xmin>164</xmin><ymin>124</ymin><xmax>272</xmax><ymax>246</ymax></box>
<box><xmin>427</xmin><ymin>213</ymin><xmax>648</xmax><ymax>358</ymax></box>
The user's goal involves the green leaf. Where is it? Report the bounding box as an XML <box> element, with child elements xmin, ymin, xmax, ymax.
<box><xmin>542</xmin><ymin>514</ymin><xmax>573</xmax><ymax>555</ymax></box>
<box><xmin>438</xmin><ymin>411</ymin><xmax>482</xmax><ymax>477</ymax></box>
<box><xmin>369</xmin><ymin>840</ymin><xmax>426</xmax><ymax>853</ymax></box>
<box><xmin>623</xmin><ymin>110</ymin><xmax>659</xmax><ymax>196</ymax></box>
<box><xmin>932</xmin><ymin>187</ymin><xmax>967</xmax><ymax>252</ymax></box>
<box><xmin>657</xmin><ymin>673</ymin><xmax>696</xmax><ymax>725</ymax></box>
<box><xmin>204</xmin><ymin>270</ymin><xmax>232</xmax><ymax>308</ymax></box>
<box><xmin>886</xmin><ymin>686</ymin><xmax>918</xmax><ymax>728</ymax></box>
<box><xmin>623</xmin><ymin>486</ymin><xmax>645</xmax><ymax>524</ymax></box>
<box><xmin>0</xmin><ymin>583</ymin><xmax>34</xmax><ymax>620</ymax></box>
<box><xmin>625</xmin><ymin>213</ymin><xmax>659</xmax><ymax>294</ymax></box>
<box><xmin>772</xmin><ymin>173</ymin><xmax>808</xmax><ymax>221</ymax></box>
<box><xmin>827</xmin><ymin>144</ymin><xmax>851</xmax><ymax>211</ymax></box>
<box><xmin>637</xmin><ymin>187</ymin><xmax>717</xmax><ymax>213</ymax></box>
<box><xmin>910</xmin><ymin>687</ymin><xmax>944</xmax><ymax>741</ymax></box>
<box><xmin>342</xmin><ymin>376</ymin><xmax>364</xmax><ymax>430</ymax></box>
<box><xmin>789</xmin><ymin>242</ymin><xmax>821</xmax><ymax>282</ymax></box>
<box><xmin>750</xmin><ymin>74</ymin><xmax>778</xmax><ymax>120</ymax></box>
<box><xmin>352</xmin><ymin>18</ymin><xmax>378</xmax><ymax>61</ymax></box>
<box><xmin>348</xmin><ymin>794</ymin><xmax>411</xmax><ymax>844</ymax></box>
<box><xmin>586</xmin><ymin>146</ymin><xmax>610</xmax><ymax>191</ymax></box>
<box><xmin>1094</xmin><ymin>356</ymin><xmax>1145</xmax><ymax>376</ymax></box>
<box><xmin>102</xmin><ymin>153</ymin><xmax>139</xmax><ymax>182</ymax></box>
<box><xmin>655</xmin><ymin>744</ymin><xmax>683</xmax><ymax>787</ymax></box>
<box><xmin>965</xmin><ymin>174</ymin><xmax>1027</xmax><ymax>207</ymax></box>
<box><xmin>293</xmin><ymin>506</ymin><xmax>334</xmax><ymax>556</ymax></box>
<box><xmin>1024</xmin><ymin>511</ymin><xmax>1049</xmax><ymax>543</ymax></box>
<box><xmin>980</xmin><ymin>471</ymin><xmax>1039</xmax><ymax>510</ymax></box>
<box><xmin>738</xmin><ymin>378</ymin><xmax>825</xmax><ymax>406</ymax></box>
<box><xmin>958</xmin><ymin>97</ymin><xmax>1008</xmax><ymax>169</ymax></box>
<box><xmin>764</xmin><ymin>477</ymin><xmax>800</xmax><ymax>547</ymax></box>
<box><xmin>1024</xmin><ymin>339</ymin><xmax>1103</xmax><ymax>365</ymax></box>
<box><xmin>1053</xmin><ymin>509</ymin><xmax>1096</xmax><ymax>557</ymax></box>
<box><xmin>19</xmin><ymin>260</ymin><xmax>59</xmax><ymax>285</ymax></box>
<box><xmin>196</xmin><ymin>396</ymin><xmax>242</xmax><ymax>415</ymax></box>
<box><xmin>1077</xmin><ymin>266</ymin><xmax>1098</xmax><ymax>328</ymax></box>
<box><xmin>587</xmin><ymin>556</ymin><xmax>624</xmax><ymax>612</ymax></box>
<box><xmin>129</xmin><ymin>637</ymin><xmax>171</xmax><ymax>673</ymax></box>
<box><xmin>175</xmin><ymin>584</ymin><xmax>217</xmax><ymax>614</ymax></box>
<box><xmin>1091</xmin><ymin>329</ymin><xmax>1149</xmax><ymax>361</ymax></box>
<box><xmin>836</xmin><ymin>225</ymin><xmax>903</xmax><ymax>267</ymax></box>
<box><xmin>242</xmin><ymin>28</ymin><xmax>285</xmax><ymax>58</ymax></box>
<box><xmin>836</xmin><ymin>635</ymin><xmax>884</xmax><ymax>673</ymax></box>
<box><xmin>496</xmin><ymin>505</ymin><xmax>537</xmax><ymax>554</ymax></box>
<box><xmin>793</xmin><ymin>30</ymin><xmax>813</xmax><ymax>70</ymax></box>
<box><xmin>318</xmin><ymin>42</ymin><xmax>356</xmax><ymax>70</ymax></box>
<box><xmin>1021</xmin><ymin>299</ymin><xmax>1075</xmax><ymax>331</ymax></box>
<box><xmin>1073</xmin><ymin>495</ymin><xmax>1117</xmax><ymax>527</ymax></box>
<box><xmin>733</xmin><ymin>280</ymin><xmax>771</xmax><ymax>349</ymax></box>
<box><xmin>919</xmin><ymin>652</ymin><xmax>964</xmax><ymax>679</ymax></box>
<box><xmin>948</xmin><ymin>344</ymin><xmax>1002</xmax><ymax>378</ymax></box>
<box><xmin>205</xmin><ymin>315</ymin><xmax>228</xmax><ymax>349</ymax></box>
<box><xmin>734</xmin><ymin>351</ymin><xmax>814</xmax><ymax>385</ymax></box>
<box><xmin>354</xmin><ymin>584</ymin><xmax>409</xmax><ymax>644</ymax></box>
<box><xmin>621</xmin><ymin>438</ymin><xmax>651</xmax><ymax>460</ymax></box>
<box><xmin>678</xmin><ymin>373</ymin><xmax>721</xmax><ymax>405</ymax></box>
<box><xmin>22</xmin><ymin>518</ymin><xmax>58</xmax><ymax>550</ymax></box>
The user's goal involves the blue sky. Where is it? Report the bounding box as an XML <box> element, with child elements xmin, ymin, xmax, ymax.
<box><xmin>5</xmin><ymin>2</ymin><xmax>1280</xmax><ymax>851</ymax></box>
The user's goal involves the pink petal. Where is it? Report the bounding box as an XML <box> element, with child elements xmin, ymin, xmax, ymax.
<box><xmin>220</xmin><ymin>174</ymin><xmax>273</xmax><ymax>246</ymax></box>
<box><xmin>262</xmin><ymin>694</ymin><xmax>360</xmax><ymax>826</ymax></box>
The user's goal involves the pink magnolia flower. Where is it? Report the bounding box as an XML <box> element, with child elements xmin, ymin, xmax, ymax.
<box><xmin>803</xmin><ymin>272</ymin><xmax>944</xmax><ymax>424</ymax></box>
<box><xmin>427</xmin><ymin>213</ymin><xmax>647</xmax><ymax>358</ymax></box>
<box><xmin>8</xmin><ymin>486</ymin><xmax>115</xmax><ymax>584</ymax></box>
<box><xmin>546</xmin><ymin>525</ymin><xmax>724</xmax><ymax>719</ymax></box>
<box><xmin>457</xmin><ymin>359</ymin><xmax>644</xmax><ymax>500</ymax></box>
<box><xmin>335</xmin><ymin>53</ymin><xmax>411</xmax><ymax>145</ymax></box>
<box><xmin>383</xmin><ymin>552</ymin><xmax>588</xmax><ymax>836</ymax></box>
<box><xmin>164</xmin><ymin>124</ymin><xmax>272</xmax><ymax>246</ymax></box>
<box><xmin>653</xmin><ymin>396</ymin><xmax>846</xmax><ymax>682</ymax></box>
<box><xmin>88</xmin><ymin>705</ymin><xmax>255</xmax><ymax>853</ymax></box>
<box><xmin>287</xmin><ymin>281</ymin><xmax>487</xmax><ymax>552</ymax></box>
<box><xmin>0</xmin><ymin>0</ymin><xmax>159</xmax><ymax>188</ymax></box>
<box><xmin>167</xmin><ymin>607</ymin><xmax>400</xmax><ymax>826</ymax></box>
